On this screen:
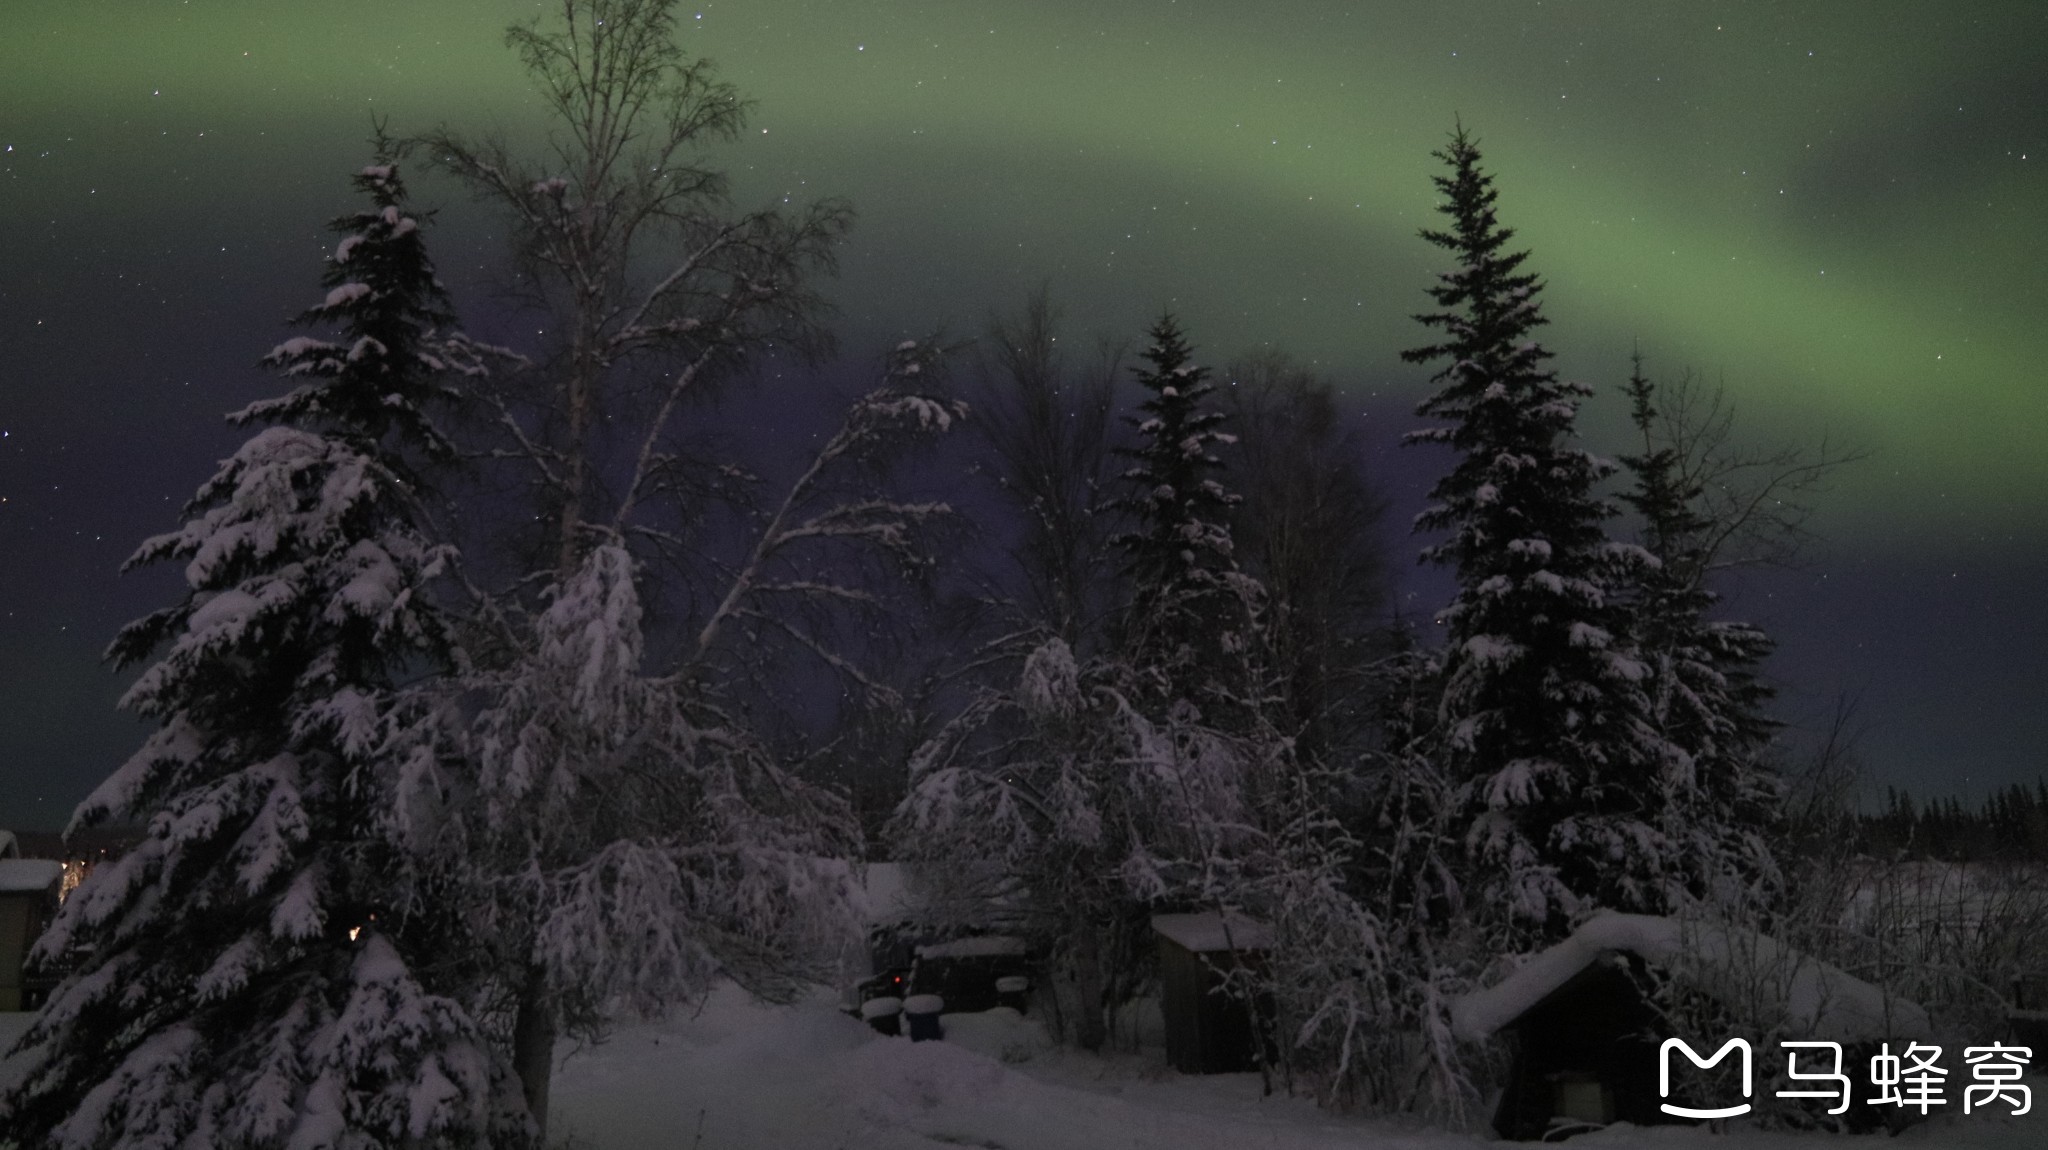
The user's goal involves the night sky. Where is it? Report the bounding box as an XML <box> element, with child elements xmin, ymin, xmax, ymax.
<box><xmin>3</xmin><ymin>2</ymin><xmax>2044</xmax><ymax>831</ymax></box>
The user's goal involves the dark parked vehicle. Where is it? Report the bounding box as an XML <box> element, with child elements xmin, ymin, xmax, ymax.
<box><xmin>849</xmin><ymin>929</ymin><xmax>1035</xmax><ymax>1034</ymax></box>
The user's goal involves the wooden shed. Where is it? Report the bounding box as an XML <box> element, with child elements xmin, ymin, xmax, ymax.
<box><xmin>1452</xmin><ymin>913</ymin><xmax>1933</xmax><ymax>1141</ymax></box>
<box><xmin>0</xmin><ymin>851</ymin><xmax>65</xmax><ymax>1011</ymax></box>
<box><xmin>1467</xmin><ymin>949</ymin><xmax>1668</xmax><ymax>1137</ymax></box>
<box><xmin>1151</xmin><ymin>912</ymin><xmax>1274</xmax><ymax>1075</ymax></box>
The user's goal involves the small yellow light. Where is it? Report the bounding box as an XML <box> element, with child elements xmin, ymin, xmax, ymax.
<box><xmin>348</xmin><ymin>926</ymin><xmax>362</xmax><ymax>941</ymax></box>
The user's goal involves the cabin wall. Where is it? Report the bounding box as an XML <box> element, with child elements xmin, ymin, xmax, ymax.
<box><xmin>1492</xmin><ymin>963</ymin><xmax>1670</xmax><ymax>1139</ymax></box>
<box><xmin>0</xmin><ymin>893</ymin><xmax>46</xmax><ymax>1011</ymax></box>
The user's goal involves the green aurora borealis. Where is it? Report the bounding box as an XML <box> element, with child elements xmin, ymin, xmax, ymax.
<box><xmin>9</xmin><ymin>1</ymin><xmax>2045</xmax><ymax>536</ymax></box>
<box><xmin>3</xmin><ymin>2</ymin><xmax>2045</xmax><ymax>823</ymax></box>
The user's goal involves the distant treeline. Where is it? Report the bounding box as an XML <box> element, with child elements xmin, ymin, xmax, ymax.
<box><xmin>1856</xmin><ymin>780</ymin><xmax>2048</xmax><ymax>861</ymax></box>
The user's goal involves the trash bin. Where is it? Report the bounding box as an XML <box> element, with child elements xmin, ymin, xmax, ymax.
<box><xmin>860</xmin><ymin>995</ymin><xmax>903</xmax><ymax>1037</ymax></box>
<box><xmin>904</xmin><ymin>994</ymin><xmax>945</xmax><ymax>1042</ymax></box>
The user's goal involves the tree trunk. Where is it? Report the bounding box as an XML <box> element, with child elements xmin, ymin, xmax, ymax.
<box><xmin>1069</xmin><ymin>911</ymin><xmax>1108</xmax><ymax>1052</ymax></box>
<box><xmin>511</xmin><ymin>966</ymin><xmax>557</xmax><ymax>1139</ymax></box>
<box><xmin>555</xmin><ymin>335</ymin><xmax>595</xmax><ymax>577</ymax></box>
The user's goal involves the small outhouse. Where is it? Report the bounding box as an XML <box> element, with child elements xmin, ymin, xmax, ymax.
<box><xmin>1151</xmin><ymin>912</ymin><xmax>1273</xmax><ymax>1075</ymax></box>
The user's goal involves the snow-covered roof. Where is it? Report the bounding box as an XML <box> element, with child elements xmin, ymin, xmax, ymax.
<box><xmin>1451</xmin><ymin>913</ymin><xmax>1931</xmax><ymax>1045</ymax></box>
<box><xmin>1151</xmin><ymin>912</ymin><xmax>1274</xmax><ymax>953</ymax></box>
<box><xmin>0</xmin><ymin>858</ymin><xmax>62</xmax><ymax>894</ymax></box>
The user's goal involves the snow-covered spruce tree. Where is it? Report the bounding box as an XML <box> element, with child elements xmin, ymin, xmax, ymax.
<box><xmin>1616</xmin><ymin>354</ymin><xmax>1783</xmax><ymax>914</ymax></box>
<box><xmin>1110</xmin><ymin>315</ymin><xmax>1263</xmax><ymax>720</ymax></box>
<box><xmin>0</xmin><ymin>160</ymin><xmax>527</xmax><ymax>1149</ymax></box>
<box><xmin>241</xmin><ymin>150</ymin><xmax>497</xmax><ymax>464</ymax></box>
<box><xmin>1106</xmin><ymin>316</ymin><xmax>1286</xmax><ymax>1024</ymax></box>
<box><xmin>1398</xmin><ymin>125</ymin><xmax>1679</xmax><ymax>939</ymax></box>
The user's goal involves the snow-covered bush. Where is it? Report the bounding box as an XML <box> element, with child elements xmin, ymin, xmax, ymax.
<box><xmin>395</xmin><ymin>540</ymin><xmax>866</xmax><ymax>1035</ymax></box>
<box><xmin>389</xmin><ymin>335</ymin><xmax>965</xmax><ymax>1130</ymax></box>
<box><xmin>893</xmin><ymin>636</ymin><xmax>1266</xmax><ymax>1051</ymax></box>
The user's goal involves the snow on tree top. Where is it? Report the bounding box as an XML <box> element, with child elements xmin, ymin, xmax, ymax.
<box><xmin>1151</xmin><ymin>912</ymin><xmax>1274</xmax><ymax>953</ymax></box>
<box><xmin>1450</xmin><ymin>913</ymin><xmax>1933</xmax><ymax>1044</ymax></box>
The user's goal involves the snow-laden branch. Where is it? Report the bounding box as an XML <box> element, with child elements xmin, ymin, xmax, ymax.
<box><xmin>689</xmin><ymin>343</ymin><xmax>964</xmax><ymax>665</ymax></box>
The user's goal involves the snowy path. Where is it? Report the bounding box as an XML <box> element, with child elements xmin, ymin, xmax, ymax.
<box><xmin>547</xmin><ymin>984</ymin><xmax>1469</xmax><ymax>1150</ymax></box>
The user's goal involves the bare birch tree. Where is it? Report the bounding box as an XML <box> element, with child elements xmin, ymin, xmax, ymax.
<box><xmin>1623</xmin><ymin>365</ymin><xmax>1865</xmax><ymax>584</ymax></box>
<box><xmin>1216</xmin><ymin>350</ymin><xmax>1391</xmax><ymax>764</ymax></box>
<box><xmin>972</xmin><ymin>289</ymin><xmax>1121</xmax><ymax>650</ymax></box>
<box><xmin>394</xmin><ymin>1</ymin><xmax>964</xmax><ymax>1136</ymax></box>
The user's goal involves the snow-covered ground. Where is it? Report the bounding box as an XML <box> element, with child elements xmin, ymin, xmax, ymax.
<box><xmin>3</xmin><ymin>994</ymin><xmax>2039</xmax><ymax>1147</ymax></box>
<box><xmin>542</xmin><ymin>984</ymin><xmax>2042</xmax><ymax>1150</ymax></box>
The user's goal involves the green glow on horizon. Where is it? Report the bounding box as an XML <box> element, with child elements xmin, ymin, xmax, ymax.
<box><xmin>6</xmin><ymin>0</ymin><xmax>2043</xmax><ymax>540</ymax></box>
